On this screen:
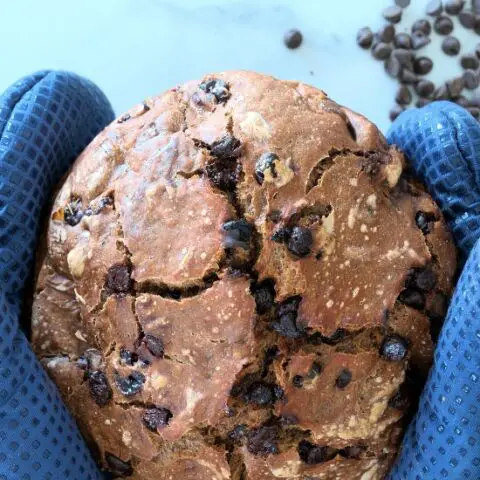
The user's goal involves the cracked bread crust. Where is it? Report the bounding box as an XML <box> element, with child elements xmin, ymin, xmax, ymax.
<box><xmin>32</xmin><ymin>71</ymin><xmax>456</xmax><ymax>479</ymax></box>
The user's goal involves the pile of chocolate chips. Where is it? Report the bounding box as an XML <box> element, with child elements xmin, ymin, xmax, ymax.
<box><xmin>357</xmin><ymin>0</ymin><xmax>480</xmax><ymax>121</ymax></box>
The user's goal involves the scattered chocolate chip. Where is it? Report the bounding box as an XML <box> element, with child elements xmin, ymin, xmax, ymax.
<box><xmin>394</xmin><ymin>49</ymin><xmax>415</xmax><ymax>69</ymax></box>
<box><xmin>64</xmin><ymin>198</ymin><xmax>83</xmax><ymax>226</ymax></box>
<box><xmin>427</xmin><ymin>292</ymin><xmax>449</xmax><ymax>320</ymax></box>
<box><xmin>117</xmin><ymin>113</ymin><xmax>131</xmax><ymax>124</ymax></box>
<box><xmin>114</xmin><ymin>371</ymin><xmax>146</xmax><ymax>397</ymax></box>
<box><xmin>141</xmin><ymin>334</ymin><xmax>164</xmax><ymax>358</ymax></box>
<box><xmin>459</xmin><ymin>11</ymin><xmax>476</xmax><ymax>28</ymax></box>
<box><xmin>445</xmin><ymin>0</ymin><xmax>465</xmax><ymax>14</ymax></box>
<box><xmin>308</xmin><ymin>362</ymin><xmax>323</xmax><ymax>378</ymax></box>
<box><xmin>335</xmin><ymin>369</ymin><xmax>352</xmax><ymax>389</ymax></box>
<box><xmin>105</xmin><ymin>264</ymin><xmax>132</xmax><ymax>295</ymax></box>
<box><xmin>292</xmin><ymin>375</ymin><xmax>304</xmax><ymax>388</ymax></box>
<box><xmin>426</xmin><ymin>0</ymin><xmax>443</xmax><ymax>16</ymax></box>
<box><xmin>416</xmin><ymin>80</ymin><xmax>435</xmax><ymax>97</ymax></box>
<box><xmin>255</xmin><ymin>152</ymin><xmax>279</xmax><ymax>185</ymax></box>
<box><xmin>461</xmin><ymin>54</ymin><xmax>480</xmax><ymax>70</ymax></box>
<box><xmin>340</xmin><ymin>446</ymin><xmax>366</xmax><ymax>459</ymax></box>
<box><xmin>390</xmin><ymin>105</ymin><xmax>406</xmax><ymax>122</ymax></box>
<box><xmin>381</xmin><ymin>335</ymin><xmax>409</xmax><ymax>361</ymax></box>
<box><xmin>88</xmin><ymin>371</ymin><xmax>112</xmax><ymax>406</ymax></box>
<box><xmin>464</xmin><ymin>69</ymin><xmax>480</xmax><ymax>90</ymax></box>
<box><xmin>273</xmin><ymin>296</ymin><xmax>303</xmax><ymax>339</ymax></box>
<box><xmin>246</xmin><ymin>383</ymin><xmax>279</xmax><ymax>406</ymax></box>
<box><xmin>379</xmin><ymin>24</ymin><xmax>396</xmax><ymax>43</ymax></box>
<box><xmin>396</xmin><ymin>85</ymin><xmax>413</xmax><ymax>105</ymax></box>
<box><xmin>298</xmin><ymin>440</ymin><xmax>329</xmax><ymax>464</ymax></box>
<box><xmin>398</xmin><ymin>289</ymin><xmax>426</xmax><ymax>310</ymax></box>
<box><xmin>385</xmin><ymin>56</ymin><xmax>402</xmax><ymax>78</ymax></box>
<box><xmin>434</xmin><ymin>15</ymin><xmax>454</xmax><ymax>34</ymax></box>
<box><xmin>199</xmin><ymin>79</ymin><xmax>231</xmax><ymax>103</ymax></box>
<box><xmin>253</xmin><ymin>280</ymin><xmax>276</xmax><ymax>314</ymax></box>
<box><xmin>434</xmin><ymin>84</ymin><xmax>450</xmax><ymax>100</ymax></box>
<box><xmin>211</xmin><ymin>135</ymin><xmax>242</xmax><ymax>159</ymax></box>
<box><xmin>416</xmin><ymin>98</ymin><xmax>432</xmax><ymax>108</ymax></box>
<box><xmin>357</xmin><ymin>27</ymin><xmax>374</xmax><ymax>48</ymax></box>
<box><xmin>447</xmin><ymin>76</ymin><xmax>465</xmax><ymax>97</ymax></box>
<box><xmin>383</xmin><ymin>5</ymin><xmax>403</xmax><ymax>23</ymax></box>
<box><xmin>412</xmin><ymin>18</ymin><xmax>432</xmax><ymax>36</ymax></box>
<box><xmin>284</xmin><ymin>29</ymin><xmax>303</xmax><ymax>49</ymax></box>
<box><xmin>415</xmin><ymin>211</ymin><xmax>436</xmax><ymax>234</ymax></box>
<box><xmin>83</xmin><ymin>196</ymin><xmax>114</xmax><ymax>217</ymax></box>
<box><xmin>373</xmin><ymin>42</ymin><xmax>393</xmax><ymax>60</ymax></box>
<box><xmin>287</xmin><ymin>226</ymin><xmax>313</xmax><ymax>257</ymax></box>
<box><xmin>395</xmin><ymin>0</ymin><xmax>411</xmax><ymax>7</ymax></box>
<box><xmin>395</xmin><ymin>33</ymin><xmax>413</xmax><ymax>49</ymax></box>
<box><xmin>228</xmin><ymin>424</ymin><xmax>248</xmax><ymax>442</ymax></box>
<box><xmin>247</xmin><ymin>426</ymin><xmax>279</xmax><ymax>455</ymax></box>
<box><xmin>119</xmin><ymin>348</ymin><xmax>138</xmax><ymax>366</ymax></box>
<box><xmin>411</xmin><ymin>267</ymin><xmax>438</xmax><ymax>291</ymax></box>
<box><xmin>361</xmin><ymin>151</ymin><xmax>387</xmax><ymax>176</ymax></box>
<box><xmin>271</xmin><ymin>227</ymin><xmax>292</xmax><ymax>244</ymax></box>
<box><xmin>412</xmin><ymin>33</ymin><xmax>432</xmax><ymax>50</ymax></box>
<box><xmin>142</xmin><ymin>407</ymin><xmax>172</xmax><ymax>431</ymax></box>
<box><xmin>223</xmin><ymin>219</ymin><xmax>253</xmax><ymax>249</ymax></box>
<box><xmin>105</xmin><ymin>453</ymin><xmax>133</xmax><ymax>477</ymax></box>
<box><xmin>206</xmin><ymin>159</ymin><xmax>242</xmax><ymax>193</ymax></box>
<box><xmin>442</xmin><ymin>36</ymin><xmax>461</xmax><ymax>56</ymax></box>
<box><xmin>315</xmin><ymin>249</ymin><xmax>324</xmax><ymax>260</ymax></box>
<box><xmin>400</xmin><ymin>69</ymin><xmax>418</xmax><ymax>84</ymax></box>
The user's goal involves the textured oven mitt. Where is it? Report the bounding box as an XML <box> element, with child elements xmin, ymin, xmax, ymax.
<box><xmin>0</xmin><ymin>71</ymin><xmax>114</xmax><ymax>480</ymax></box>
<box><xmin>387</xmin><ymin>102</ymin><xmax>480</xmax><ymax>479</ymax></box>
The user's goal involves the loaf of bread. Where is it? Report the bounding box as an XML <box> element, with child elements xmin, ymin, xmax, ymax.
<box><xmin>32</xmin><ymin>71</ymin><xmax>456</xmax><ymax>479</ymax></box>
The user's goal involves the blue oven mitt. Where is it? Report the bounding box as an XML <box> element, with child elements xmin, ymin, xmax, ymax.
<box><xmin>0</xmin><ymin>71</ymin><xmax>113</xmax><ymax>480</ymax></box>
<box><xmin>387</xmin><ymin>102</ymin><xmax>480</xmax><ymax>480</ymax></box>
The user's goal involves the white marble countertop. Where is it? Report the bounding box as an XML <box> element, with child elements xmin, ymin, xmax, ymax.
<box><xmin>0</xmin><ymin>0</ymin><xmax>476</xmax><ymax>132</ymax></box>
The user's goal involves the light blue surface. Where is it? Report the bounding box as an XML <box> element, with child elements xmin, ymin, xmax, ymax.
<box><xmin>0</xmin><ymin>0</ymin><xmax>475</xmax><ymax>132</ymax></box>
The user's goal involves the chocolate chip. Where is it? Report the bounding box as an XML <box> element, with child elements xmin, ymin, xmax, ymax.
<box><xmin>308</xmin><ymin>362</ymin><xmax>323</xmax><ymax>378</ymax></box>
<box><xmin>223</xmin><ymin>219</ymin><xmax>253</xmax><ymax>249</ymax></box>
<box><xmin>434</xmin><ymin>84</ymin><xmax>450</xmax><ymax>100</ymax></box>
<box><xmin>394</xmin><ymin>49</ymin><xmax>415</xmax><ymax>69</ymax></box>
<box><xmin>464</xmin><ymin>69</ymin><xmax>480</xmax><ymax>90</ymax></box>
<box><xmin>247</xmin><ymin>426</ymin><xmax>279</xmax><ymax>455</ymax></box>
<box><xmin>373</xmin><ymin>42</ymin><xmax>393</xmax><ymax>60</ymax></box>
<box><xmin>252</xmin><ymin>280</ymin><xmax>275</xmax><ymax>314</ymax></box>
<box><xmin>284</xmin><ymin>29</ymin><xmax>303</xmax><ymax>49</ymax></box>
<box><xmin>88</xmin><ymin>371</ymin><xmax>112</xmax><ymax>406</ymax></box>
<box><xmin>114</xmin><ymin>371</ymin><xmax>146</xmax><ymax>397</ymax></box>
<box><xmin>142</xmin><ymin>407</ymin><xmax>172</xmax><ymax>431</ymax></box>
<box><xmin>271</xmin><ymin>227</ymin><xmax>292</xmax><ymax>244</ymax></box>
<box><xmin>447</xmin><ymin>76</ymin><xmax>465</xmax><ymax>97</ymax></box>
<box><xmin>378</xmin><ymin>24</ymin><xmax>396</xmax><ymax>43</ymax></box>
<box><xmin>335</xmin><ymin>369</ymin><xmax>352</xmax><ymax>389</ymax></box>
<box><xmin>442</xmin><ymin>36</ymin><xmax>461</xmax><ymax>56</ymax></box>
<box><xmin>211</xmin><ymin>135</ymin><xmax>242</xmax><ymax>159</ymax></box>
<box><xmin>64</xmin><ymin>198</ymin><xmax>83</xmax><ymax>226</ymax></box>
<box><xmin>381</xmin><ymin>335</ymin><xmax>409</xmax><ymax>361</ymax></box>
<box><xmin>228</xmin><ymin>424</ymin><xmax>248</xmax><ymax>442</ymax></box>
<box><xmin>398</xmin><ymin>289</ymin><xmax>426</xmax><ymax>310</ymax></box>
<box><xmin>117</xmin><ymin>113</ymin><xmax>131</xmax><ymax>124</ymax></box>
<box><xmin>292</xmin><ymin>375</ymin><xmax>304</xmax><ymax>388</ymax></box>
<box><xmin>426</xmin><ymin>0</ymin><xmax>443</xmax><ymax>16</ymax></box>
<box><xmin>206</xmin><ymin>158</ymin><xmax>242</xmax><ymax>192</ymax></box>
<box><xmin>395</xmin><ymin>0</ymin><xmax>411</xmax><ymax>7</ymax></box>
<box><xmin>400</xmin><ymin>69</ymin><xmax>418</xmax><ymax>84</ymax></box>
<box><xmin>412</xmin><ymin>18</ymin><xmax>432</xmax><ymax>36</ymax></box>
<box><xmin>445</xmin><ymin>0</ymin><xmax>465</xmax><ymax>14</ymax></box>
<box><xmin>287</xmin><ymin>226</ymin><xmax>313</xmax><ymax>257</ymax></box>
<box><xmin>339</xmin><ymin>446</ymin><xmax>366</xmax><ymax>459</ymax></box>
<box><xmin>105</xmin><ymin>264</ymin><xmax>132</xmax><ymax>295</ymax></box>
<box><xmin>199</xmin><ymin>79</ymin><xmax>231</xmax><ymax>103</ymax></box>
<box><xmin>273</xmin><ymin>296</ymin><xmax>303</xmax><ymax>339</ymax></box>
<box><xmin>416</xmin><ymin>80</ymin><xmax>435</xmax><ymax>97</ymax></box>
<box><xmin>412</xmin><ymin>267</ymin><xmax>437</xmax><ymax>291</ymax></box>
<box><xmin>415</xmin><ymin>211</ymin><xmax>436</xmax><ymax>234</ymax></box>
<box><xmin>357</xmin><ymin>27</ymin><xmax>374</xmax><ymax>48</ymax></box>
<box><xmin>385</xmin><ymin>56</ymin><xmax>402</xmax><ymax>78</ymax></box>
<box><xmin>142</xmin><ymin>334</ymin><xmax>164</xmax><ymax>358</ymax></box>
<box><xmin>434</xmin><ymin>15</ymin><xmax>454</xmax><ymax>34</ymax></box>
<box><xmin>416</xmin><ymin>98</ymin><xmax>432</xmax><ymax>108</ymax></box>
<box><xmin>459</xmin><ymin>11</ymin><xmax>476</xmax><ymax>28</ymax></box>
<box><xmin>105</xmin><ymin>453</ymin><xmax>133</xmax><ymax>477</ymax></box>
<box><xmin>298</xmin><ymin>440</ymin><xmax>329</xmax><ymax>464</ymax></box>
<box><xmin>390</xmin><ymin>105</ymin><xmax>406</xmax><ymax>122</ymax></box>
<box><xmin>246</xmin><ymin>383</ymin><xmax>277</xmax><ymax>406</ymax></box>
<box><xmin>461</xmin><ymin>54</ymin><xmax>480</xmax><ymax>70</ymax></box>
<box><xmin>255</xmin><ymin>152</ymin><xmax>279</xmax><ymax>185</ymax></box>
<box><xmin>395</xmin><ymin>33</ymin><xmax>413</xmax><ymax>49</ymax></box>
<box><xmin>427</xmin><ymin>292</ymin><xmax>449</xmax><ymax>320</ymax></box>
<box><xmin>119</xmin><ymin>348</ymin><xmax>138</xmax><ymax>366</ymax></box>
<box><xmin>413</xmin><ymin>57</ymin><xmax>433</xmax><ymax>75</ymax></box>
<box><xmin>395</xmin><ymin>85</ymin><xmax>412</xmax><ymax>105</ymax></box>
<box><xmin>383</xmin><ymin>5</ymin><xmax>403</xmax><ymax>23</ymax></box>
<box><xmin>412</xmin><ymin>33</ymin><xmax>432</xmax><ymax>50</ymax></box>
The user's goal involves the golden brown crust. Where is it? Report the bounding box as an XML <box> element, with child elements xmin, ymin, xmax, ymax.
<box><xmin>32</xmin><ymin>71</ymin><xmax>457</xmax><ymax>479</ymax></box>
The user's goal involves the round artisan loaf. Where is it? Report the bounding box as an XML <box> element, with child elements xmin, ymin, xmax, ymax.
<box><xmin>32</xmin><ymin>71</ymin><xmax>456</xmax><ymax>479</ymax></box>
